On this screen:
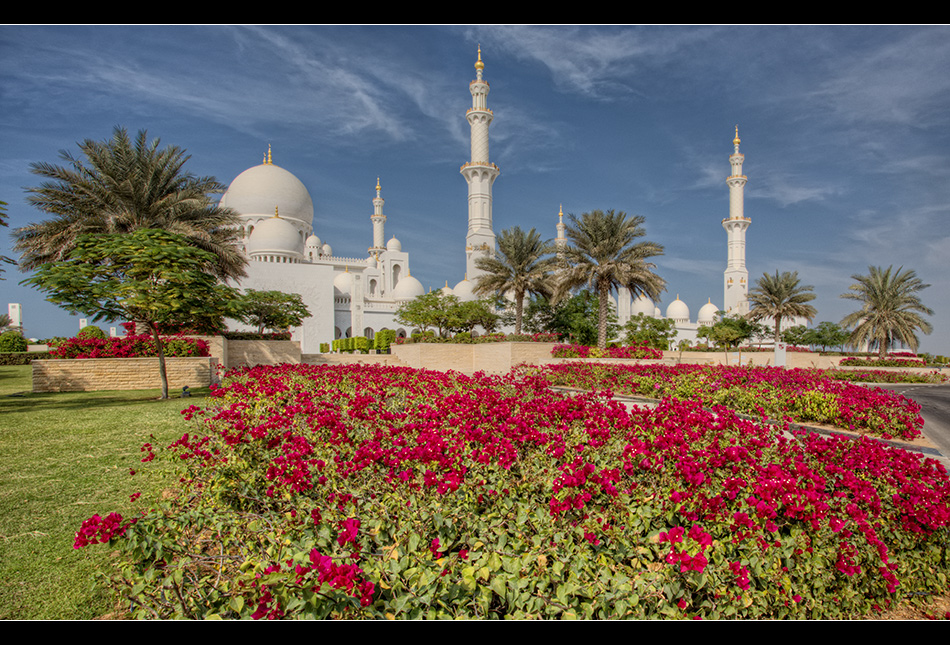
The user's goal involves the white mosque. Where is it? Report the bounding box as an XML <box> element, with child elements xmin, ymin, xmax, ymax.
<box><xmin>220</xmin><ymin>48</ymin><xmax>759</xmax><ymax>353</ymax></box>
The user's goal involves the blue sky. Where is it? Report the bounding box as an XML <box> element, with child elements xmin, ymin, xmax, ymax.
<box><xmin>1</xmin><ymin>25</ymin><xmax>948</xmax><ymax>353</ymax></box>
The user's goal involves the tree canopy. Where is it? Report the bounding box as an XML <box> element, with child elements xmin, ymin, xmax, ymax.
<box><xmin>238</xmin><ymin>290</ymin><xmax>312</xmax><ymax>335</ymax></box>
<box><xmin>747</xmin><ymin>270</ymin><xmax>817</xmax><ymax>344</ymax></box>
<box><xmin>395</xmin><ymin>291</ymin><xmax>499</xmax><ymax>339</ymax></box>
<box><xmin>14</xmin><ymin>127</ymin><xmax>246</xmax><ymax>282</ymax></box>
<box><xmin>840</xmin><ymin>265</ymin><xmax>933</xmax><ymax>357</ymax></box>
<box><xmin>473</xmin><ymin>226</ymin><xmax>555</xmax><ymax>335</ymax></box>
<box><xmin>555</xmin><ymin>210</ymin><xmax>665</xmax><ymax>348</ymax></box>
<box><xmin>24</xmin><ymin>229</ymin><xmax>241</xmax><ymax>398</ymax></box>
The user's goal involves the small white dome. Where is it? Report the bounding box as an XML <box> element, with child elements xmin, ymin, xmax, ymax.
<box><xmin>321</xmin><ymin>243</ymin><xmax>333</xmax><ymax>257</ymax></box>
<box><xmin>698</xmin><ymin>299</ymin><xmax>719</xmax><ymax>325</ymax></box>
<box><xmin>334</xmin><ymin>270</ymin><xmax>354</xmax><ymax>297</ymax></box>
<box><xmin>654</xmin><ymin>306</ymin><xmax>662</xmax><ymax>318</ymax></box>
<box><xmin>440</xmin><ymin>281</ymin><xmax>455</xmax><ymax>297</ymax></box>
<box><xmin>392</xmin><ymin>274</ymin><xmax>424</xmax><ymax>300</ymax></box>
<box><xmin>305</xmin><ymin>234</ymin><xmax>322</xmax><ymax>249</ymax></box>
<box><xmin>221</xmin><ymin>163</ymin><xmax>314</xmax><ymax>229</ymax></box>
<box><xmin>666</xmin><ymin>296</ymin><xmax>690</xmax><ymax>323</ymax></box>
<box><xmin>453</xmin><ymin>278</ymin><xmax>476</xmax><ymax>302</ymax></box>
<box><xmin>386</xmin><ymin>236</ymin><xmax>402</xmax><ymax>252</ymax></box>
<box><xmin>632</xmin><ymin>294</ymin><xmax>654</xmax><ymax>317</ymax></box>
<box><xmin>247</xmin><ymin>214</ymin><xmax>304</xmax><ymax>258</ymax></box>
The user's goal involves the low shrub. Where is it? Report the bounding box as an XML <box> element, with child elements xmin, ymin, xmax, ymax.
<box><xmin>77</xmin><ymin>325</ymin><xmax>107</xmax><ymax>340</ymax></box>
<box><xmin>75</xmin><ymin>364</ymin><xmax>950</xmax><ymax>619</ymax></box>
<box><xmin>551</xmin><ymin>344</ymin><xmax>663</xmax><ymax>360</ymax></box>
<box><xmin>0</xmin><ymin>330</ymin><xmax>28</xmax><ymax>353</ymax></box>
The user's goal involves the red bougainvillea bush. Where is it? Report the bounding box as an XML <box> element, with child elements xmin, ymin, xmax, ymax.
<box><xmin>541</xmin><ymin>363</ymin><xmax>925</xmax><ymax>441</ymax></box>
<box><xmin>76</xmin><ymin>364</ymin><xmax>950</xmax><ymax>619</ymax></box>
<box><xmin>51</xmin><ymin>334</ymin><xmax>210</xmax><ymax>359</ymax></box>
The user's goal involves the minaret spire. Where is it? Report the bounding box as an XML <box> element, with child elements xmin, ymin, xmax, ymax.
<box><xmin>723</xmin><ymin>126</ymin><xmax>750</xmax><ymax>315</ymax></box>
<box><xmin>369</xmin><ymin>177</ymin><xmax>387</xmax><ymax>259</ymax></box>
<box><xmin>461</xmin><ymin>45</ymin><xmax>499</xmax><ymax>281</ymax></box>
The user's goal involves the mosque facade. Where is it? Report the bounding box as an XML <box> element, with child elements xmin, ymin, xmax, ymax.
<box><xmin>220</xmin><ymin>49</ymin><xmax>760</xmax><ymax>353</ymax></box>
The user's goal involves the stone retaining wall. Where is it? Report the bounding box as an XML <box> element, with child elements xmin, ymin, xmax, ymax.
<box><xmin>31</xmin><ymin>357</ymin><xmax>213</xmax><ymax>393</ymax></box>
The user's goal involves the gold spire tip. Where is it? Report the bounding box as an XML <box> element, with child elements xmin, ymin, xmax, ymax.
<box><xmin>733</xmin><ymin>125</ymin><xmax>740</xmax><ymax>146</ymax></box>
<box><xmin>475</xmin><ymin>45</ymin><xmax>484</xmax><ymax>71</ymax></box>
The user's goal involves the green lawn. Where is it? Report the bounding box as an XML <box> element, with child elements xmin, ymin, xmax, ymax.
<box><xmin>0</xmin><ymin>365</ymin><xmax>210</xmax><ymax>619</ymax></box>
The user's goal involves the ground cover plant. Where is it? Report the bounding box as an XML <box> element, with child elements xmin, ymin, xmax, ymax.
<box><xmin>74</xmin><ymin>363</ymin><xmax>950</xmax><ymax>619</ymax></box>
<box><xmin>541</xmin><ymin>363</ymin><xmax>926</xmax><ymax>441</ymax></box>
<box><xmin>0</xmin><ymin>365</ymin><xmax>209</xmax><ymax>619</ymax></box>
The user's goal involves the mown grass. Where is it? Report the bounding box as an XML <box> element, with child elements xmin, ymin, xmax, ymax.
<box><xmin>0</xmin><ymin>365</ymin><xmax>210</xmax><ymax>619</ymax></box>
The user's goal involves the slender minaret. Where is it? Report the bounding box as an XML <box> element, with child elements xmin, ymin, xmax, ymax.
<box><xmin>461</xmin><ymin>45</ymin><xmax>499</xmax><ymax>281</ymax></box>
<box><xmin>723</xmin><ymin>126</ymin><xmax>750</xmax><ymax>315</ymax></box>
<box><xmin>369</xmin><ymin>177</ymin><xmax>386</xmax><ymax>260</ymax></box>
<box><xmin>555</xmin><ymin>204</ymin><xmax>567</xmax><ymax>252</ymax></box>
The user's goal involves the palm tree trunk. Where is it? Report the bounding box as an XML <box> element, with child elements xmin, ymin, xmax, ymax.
<box><xmin>598</xmin><ymin>283</ymin><xmax>609</xmax><ymax>349</ymax></box>
<box><xmin>515</xmin><ymin>294</ymin><xmax>524</xmax><ymax>336</ymax></box>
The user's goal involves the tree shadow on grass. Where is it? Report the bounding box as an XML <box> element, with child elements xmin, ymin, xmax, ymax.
<box><xmin>0</xmin><ymin>387</ymin><xmax>213</xmax><ymax>416</ymax></box>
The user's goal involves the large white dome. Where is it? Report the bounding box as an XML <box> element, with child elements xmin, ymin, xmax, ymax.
<box><xmin>221</xmin><ymin>163</ymin><xmax>314</xmax><ymax>230</ymax></box>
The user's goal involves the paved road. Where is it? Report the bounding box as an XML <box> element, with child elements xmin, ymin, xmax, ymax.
<box><xmin>875</xmin><ymin>382</ymin><xmax>950</xmax><ymax>469</ymax></box>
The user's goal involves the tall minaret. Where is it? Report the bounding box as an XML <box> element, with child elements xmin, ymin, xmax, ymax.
<box><xmin>369</xmin><ymin>177</ymin><xmax>386</xmax><ymax>260</ymax></box>
<box><xmin>723</xmin><ymin>126</ymin><xmax>750</xmax><ymax>315</ymax></box>
<box><xmin>555</xmin><ymin>204</ymin><xmax>567</xmax><ymax>251</ymax></box>
<box><xmin>461</xmin><ymin>45</ymin><xmax>499</xmax><ymax>281</ymax></box>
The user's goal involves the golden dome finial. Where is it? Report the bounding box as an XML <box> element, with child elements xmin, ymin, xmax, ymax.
<box><xmin>558</xmin><ymin>204</ymin><xmax>564</xmax><ymax>221</ymax></box>
<box><xmin>273</xmin><ymin>206</ymin><xmax>280</xmax><ymax>218</ymax></box>
<box><xmin>263</xmin><ymin>144</ymin><xmax>273</xmax><ymax>165</ymax></box>
<box><xmin>376</xmin><ymin>177</ymin><xmax>381</xmax><ymax>192</ymax></box>
<box><xmin>475</xmin><ymin>45</ymin><xmax>484</xmax><ymax>71</ymax></box>
<box><xmin>733</xmin><ymin>125</ymin><xmax>740</xmax><ymax>147</ymax></box>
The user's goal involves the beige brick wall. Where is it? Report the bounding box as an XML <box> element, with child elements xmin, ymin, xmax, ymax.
<box><xmin>32</xmin><ymin>357</ymin><xmax>213</xmax><ymax>393</ymax></box>
<box><xmin>226</xmin><ymin>340</ymin><xmax>301</xmax><ymax>368</ymax></box>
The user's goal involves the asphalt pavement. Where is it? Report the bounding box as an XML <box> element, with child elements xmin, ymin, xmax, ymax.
<box><xmin>874</xmin><ymin>382</ymin><xmax>950</xmax><ymax>470</ymax></box>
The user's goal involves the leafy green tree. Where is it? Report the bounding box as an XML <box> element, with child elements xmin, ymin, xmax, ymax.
<box><xmin>840</xmin><ymin>265</ymin><xmax>933</xmax><ymax>358</ymax></box>
<box><xmin>805</xmin><ymin>321</ymin><xmax>850</xmax><ymax>353</ymax></box>
<box><xmin>473</xmin><ymin>226</ymin><xmax>556</xmax><ymax>335</ymax></box>
<box><xmin>238</xmin><ymin>289</ymin><xmax>312</xmax><ymax>335</ymax></box>
<box><xmin>14</xmin><ymin>127</ymin><xmax>245</xmax><ymax>282</ymax></box>
<box><xmin>395</xmin><ymin>291</ymin><xmax>454</xmax><ymax>337</ymax></box>
<box><xmin>697</xmin><ymin>313</ymin><xmax>767</xmax><ymax>364</ymax></box>
<box><xmin>623</xmin><ymin>313</ymin><xmax>678</xmax><ymax>350</ymax></box>
<box><xmin>556</xmin><ymin>209</ymin><xmax>665</xmax><ymax>348</ymax></box>
<box><xmin>24</xmin><ymin>229</ymin><xmax>241</xmax><ymax>399</ymax></box>
<box><xmin>747</xmin><ymin>270</ymin><xmax>817</xmax><ymax>344</ymax></box>
<box><xmin>780</xmin><ymin>324</ymin><xmax>810</xmax><ymax>348</ymax></box>
<box><xmin>524</xmin><ymin>291</ymin><xmax>617</xmax><ymax>347</ymax></box>
<box><xmin>396</xmin><ymin>292</ymin><xmax>500</xmax><ymax>338</ymax></box>
<box><xmin>453</xmin><ymin>299</ymin><xmax>501</xmax><ymax>335</ymax></box>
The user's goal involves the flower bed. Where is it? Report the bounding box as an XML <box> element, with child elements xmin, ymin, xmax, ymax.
<box><xmin>540</xmin><ymin>363</ymin><xmax>924</xmax><ymax>440</ymax></box>
<box><xmin>50</xmin><ymin>334</ymin><xmax>210</xmax><ymax>359</ymax></box>
<box><xmin>75</xmin><ymin>364</ymin><xmax>950</xmax><ymax>619</ymax></box>
<box><xmin>840</xmin><ymin>357</ymin><xmax>928</xmax><ymax>368</ymax></box>
<box><xmin>825</xmin><ymin>369</ymin><xmax>947</xmax><ymax>385</ymax></box>
<box><xmin>551</xmin><ymin>344</ymin><xmax>663</xmax><ymax>360</ymax></box>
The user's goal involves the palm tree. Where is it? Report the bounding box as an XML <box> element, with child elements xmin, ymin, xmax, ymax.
<box><xmin>473</xmin><ymin>226</ymin><xmax>556</xmax><ymax>335</ymax></box>
<box><xmin>555</xmin><ymin>209</ymin><xmax>666</xmax><ymax>348</ymax></box>
<box><xmin>840</xmin><ymin>265</ymin><xmax>933</xmax><ymax>358</ymax></box>
<box><xmin>747</xmin><ymin>270</ymin><xmax>818</xmax><ymax>344</ymax></box>
<box><xmin>13</xmin><ymin>127</ymin><xmax>246</xmax><ymax>282</ymax></box>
